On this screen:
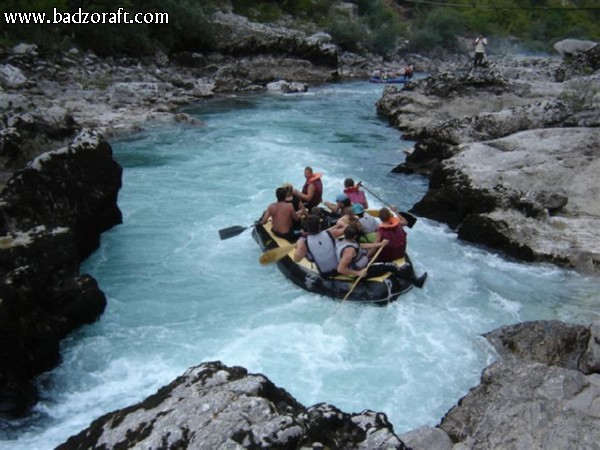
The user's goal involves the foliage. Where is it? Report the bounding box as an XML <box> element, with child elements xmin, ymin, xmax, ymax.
<box><xmin>324</xmin><ymin>15</ymin><xmax>366</xmax><ymax>53</ymax></box>
<box><xmin>408</xmin><ymin>0</ymin><xmax>600</xmax><ymax>54</ymax></box>
<box><xmin>0</xmin><ymin>0</ymin><xmax>598</xmax><ymax>56</ymax></box>
<box><xmin>408</xmin><ymin>7</ymin><xmax>465</xmax><ymax>54</ymax></box>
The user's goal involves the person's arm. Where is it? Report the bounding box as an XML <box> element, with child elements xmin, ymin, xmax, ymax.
<box><xmin>298</xmin><ymin>200</ymin><xmax>307</xmax><ymax>218</ymax></box>
<box><xmin>323</xmin><ymin>200</ymin><xmax>338</xmax><ymax>212</ymax></box>
<box><xmin>293</xmin><ymin>184</ymin><xmax>315</xmax><ymax>203</ymax></box>
<box><xmin>260</xmin><ymin>205</ymin><xmax>272</xmax><ymax>225</ymax></box>
<box><xmin>368</xmin><ymin>237</ymin><xmax>388</xmax><ymax>257</ymax></box>
<box><xmin>337</xmin><ymin>247</ymin><xmax>366</xmax><ymax>277</ymax></box>
<box><xmin>329</xmin><ymin>222</ymin><xmax>346</xmax><ymax>238</ymax></box>
<box><xmin>288</xmin><ymin>203</ymin><xmax>301</xmax><ymax>222</ymax></box>
<box><xmin>293</xmin><ymin>238</ymin><xmax>308</xmax><ymax>262</ymax></box>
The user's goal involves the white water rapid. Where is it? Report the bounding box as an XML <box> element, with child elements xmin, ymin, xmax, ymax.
<box><xmin>3</xmin><ymin>81</ymin><xmax>599</xmax><ymax>449</ymax></box>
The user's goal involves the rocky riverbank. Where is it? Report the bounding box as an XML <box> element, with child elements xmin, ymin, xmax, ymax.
<box><xmin>1</xmin><ymin>9</ymin><xmax>599</xmax><ymax>449</ymax></box>
<box><xmin>376</xmin><ymin>40</ymin><xmax>600</xmax><ymax>274</ymax></box>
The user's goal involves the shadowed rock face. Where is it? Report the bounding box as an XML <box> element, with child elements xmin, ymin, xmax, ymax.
<box><xmin>0</xmin><ymin>130</ymin><xmax>122</xmax><ymax>417</ymax></box>
<box><xmin>377</xmin><ymin>42</ymin><xmax>600</xmax><ymax>273</ymax></box>
<box><xmin>437</xmin><ymin>321</ymin><xmax>600</xmax><ymax>449</ymax></box>
<box><xmin>57</xmin><ymin>361</ymin><xmax>408</xmax><ymax>450</ymax></box>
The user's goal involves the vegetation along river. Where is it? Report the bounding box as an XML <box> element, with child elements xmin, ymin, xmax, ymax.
<box><xmin>3</xmin><ymin>81</ymin><xmax>600</xmax><ymax>449</ymax></box>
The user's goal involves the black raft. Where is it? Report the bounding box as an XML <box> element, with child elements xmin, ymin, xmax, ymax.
<box><xmin>253</xmin><ymin>221</ymin><xmax>416</xmax><ymax>306</ymax></box>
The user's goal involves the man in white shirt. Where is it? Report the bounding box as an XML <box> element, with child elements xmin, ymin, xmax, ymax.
<box><xmin>474</xmin><ymin>34</ymin><xmax>488</xmax><ymax>68</ymax></box>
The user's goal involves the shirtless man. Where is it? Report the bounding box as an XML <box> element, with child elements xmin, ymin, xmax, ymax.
<box><xmin>261</xmin><ymin>187</ymin><xmax>302</xmax><ymax>242</ymax></box>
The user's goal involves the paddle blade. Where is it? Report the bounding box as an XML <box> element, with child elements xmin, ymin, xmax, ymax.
<box><xmin>399</xmin><ymin>212</ymin><xmax>417</xmax><ymax>228</ymax></box>
<box><xmin>259</xmin><ymin>244</ymin><xmax>297</xmax><ymax>265</ymax></box>
<box><xmin>218</xmin><ymin>225</ymin><xmax>247</xmax><ymax>240</ymax></box>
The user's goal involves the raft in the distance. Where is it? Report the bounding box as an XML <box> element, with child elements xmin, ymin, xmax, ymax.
<box><xmin>253</xmin><ymin>221</ymin><xmax>415</xmax><ymax>306</ymax></box>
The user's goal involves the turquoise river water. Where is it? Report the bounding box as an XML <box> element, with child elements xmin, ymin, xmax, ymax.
<box><xmin>2</xmin><ymin>81</ymin><xmax>600</xmax><ymax>449</ymax></box>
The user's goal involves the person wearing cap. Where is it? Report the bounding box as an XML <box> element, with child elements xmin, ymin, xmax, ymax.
<box><xmin>324</xmin><ymin>192</ymin><xmax>352</xmax><ymax>215</ymax></box>
<box><xmin>343</xmin><ymin>178</ymin><xmax>368</xmax><ymax>208</ymax></box>
<box><xmin>352</xmin><ymin>203</ymin><xmax>380</xmax><ymax>243</ymax></box>
<box><xmin>293</xmin><ymin>166</ymin><xmax>323</xmax><ymax>209</ymax></box>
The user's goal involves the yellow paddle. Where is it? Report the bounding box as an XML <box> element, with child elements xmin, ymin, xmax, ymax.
<box><xmin>259</xmin><ymin>243</ymin><xmax>297</xmax><ymax>265</ymax></box>
<box><xmin>340</xmin><ymin>241</ymin><xmax>387</xmax><ymax>303</ymax></box>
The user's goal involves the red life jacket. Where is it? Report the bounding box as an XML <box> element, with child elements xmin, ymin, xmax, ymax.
<box><xmin>302</xmin><ymin>173</ymin><xmax>323</xmax><ymax>209</ymax></box>
<box><xmin>378</xmin><ymin>217</ymin><xmax>406</xmax><ymax>261</ymax></box>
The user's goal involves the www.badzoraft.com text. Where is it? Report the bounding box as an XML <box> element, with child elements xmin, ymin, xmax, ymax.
<box><xmin>3</xmin><ymin>8</ymin><xmax>169</xmax><ymax>25</ymax></box>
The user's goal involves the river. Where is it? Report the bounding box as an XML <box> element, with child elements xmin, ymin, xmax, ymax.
<box><xmin>2</xmin><ymin>81</ymin><xmax>599</xmax><ymax>449</ymax></box>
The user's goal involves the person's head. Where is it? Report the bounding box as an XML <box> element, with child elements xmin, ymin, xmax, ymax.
<box><xmin>276</xmin><ymin>187</ymin><xmax>287</xmax><ymax>202</ymax></box>
<box><xmin>342</xmin><ymin>206</ymin><xmax>354</xmax><ymax>217</ymax></box>
<box><xmin>379</xmin><ymin>207</ymin><xmax>392</xmax><ymax>223</ymax></box>
<box><xmin>335</xmin><ymin>193</ymin><xmax>351</xmax><ymax>208</ymax></box>
<box><xmin>304</xmin><ymin>214</ymin><xmax>322</xmax><ymax>234</ymax></box>
<box><xmin>352</xmin><ymin>203</ymin><xmax>365</xmax><ymax>216</ymax></box>
<box><xmin>344</xmin><ymin>222</ymin><xmax>361</xmax><ymax>241</ymax></box>
<box><xmin>310</xmin><ymin>206</ymin><xmax>323</xmax><ymax>217</ymax></box>
<box><xmin>304</xmin><ymin>166</ymin><xmax>313</xmax><ymax>180</ymax></box>
<box><xmin>282</xmin><ymin>183</ymin><xmax>293</xmax><ymax>196</ymax></box>
<box><xmin>344</xmin><ymin>178</ymin><xmax>355</xmax><ymax>188</ymax></box>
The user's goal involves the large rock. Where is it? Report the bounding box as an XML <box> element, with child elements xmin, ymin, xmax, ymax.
<box><xmin>0</xmin><ymin>130</ymin><xmax>122</xmax><ymax>417</ymax></box>
<box><xmin>376</xmin><ymin>46</ymin><xmax>600</xmax><ymax>274</ymax></box>
<box><xmin>411</xmin><ymin>127</ymin><xmax>600</xmax><ymax>272</ymax></box>
<box><xmin>57</xmin><ymin>361</ymin><xmax>408</xmax><ymax>450</ymax></box>
<box><xmin>439</xmin><ymin>321</ymin><xmax>600</xmax><ymax>449</ymax></box>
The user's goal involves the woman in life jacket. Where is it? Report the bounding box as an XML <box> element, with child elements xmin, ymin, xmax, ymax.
<box><xmin>374</xmin><ymin>208</ymin><xmax>428</xmax><ymax>287</ymax></box>
<box><xmin>343</xmin><ymin>178</ymin><xmax>368</xmax><ymax>208</ymax></box>
<box><xmin>294</xmin><ymin>214</ymin><xmax>345</xmax><ymax>278</ymax></box>
<box><xmin>352</xmin><ymin>203</ymin><xmax>380</xmax><ymax>243</ymax></box>
<box><xmin>336</xmin><ymin>223</ymin><xmax>401</xmax><ymax>279</ymax></box>
<box><xmin>337</xmin><ymin>222</ymin><xmax>427</xmax><ymax>288</ymax></box>
<box><xmin>376</xmin><ymin>207</ymin><xmax>408</xmax><ymax>261</ymax></box>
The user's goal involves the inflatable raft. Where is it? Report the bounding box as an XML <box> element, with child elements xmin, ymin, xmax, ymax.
<box><xmin>369</xmin><ymin>76</ymin><xmax>409</xmax><ymax>84</ymax></box>
<box><xmin>253</xmin><ymin>221</ymin><xmax>415</xmax><ymax>305</ymax></box>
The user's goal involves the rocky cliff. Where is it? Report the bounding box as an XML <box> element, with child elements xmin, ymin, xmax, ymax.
<box><xmin>0</xmin><ymin>129</ymin><xmax>122</xmax><ymax>416</ymax></box>
<box><xmin>376</xmin><ymin>41</ymin><xmax>600</xmax><ymax>274</ymax></box>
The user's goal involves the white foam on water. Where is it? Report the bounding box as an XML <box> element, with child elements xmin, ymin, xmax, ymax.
<box><xmin>3</xmin><ymin>81</ymin><xmax>600</xmax><ymax>449</ymax></box>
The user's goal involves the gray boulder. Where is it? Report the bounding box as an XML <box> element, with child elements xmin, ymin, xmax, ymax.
<box><xmin>554</xmin><ymin>39</ymin><xmax>598</xmax><ymax>57</ymax></box>
<box><xmin>439</xmin><ymin>321</ymin><xmax>600</xmax><ymax>450</ymax></box>
<box><xmin>57</xmin><ymin>361</ymin><xmax>408</xmax><ymax>450</ymax></box>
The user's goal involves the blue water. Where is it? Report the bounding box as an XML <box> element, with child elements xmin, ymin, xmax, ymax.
<box><xmin>3</xmin><ymin>81</ymin><xmax>600</xmax><ymax>449</ymax></box>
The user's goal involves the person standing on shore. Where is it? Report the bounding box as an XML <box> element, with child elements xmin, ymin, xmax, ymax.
<box><xmin>473</xmin><ymin>34</ymin><xmax>488</xmax><ymax>68</ymax></box>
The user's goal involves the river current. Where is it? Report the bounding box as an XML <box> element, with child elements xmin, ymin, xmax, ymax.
<box><xmin>3</xmin><ymin>81</ymin><xmax>600</xmax><ymax>449</ymax></box>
